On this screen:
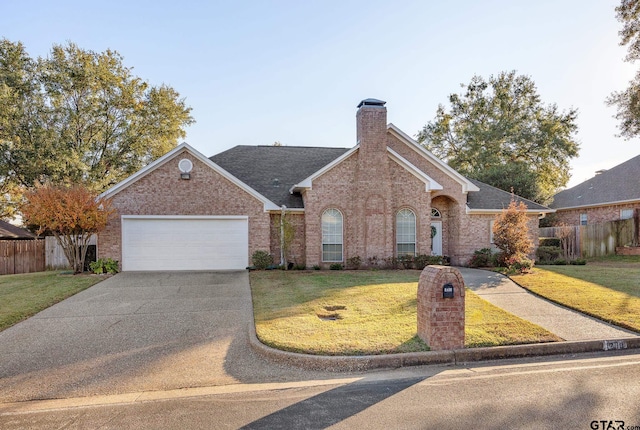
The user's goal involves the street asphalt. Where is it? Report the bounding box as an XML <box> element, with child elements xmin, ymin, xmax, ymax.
<box><xmin>0</xmin><ymin>268</ymin><xmax>637</xmax><ymax>406</ymax></box>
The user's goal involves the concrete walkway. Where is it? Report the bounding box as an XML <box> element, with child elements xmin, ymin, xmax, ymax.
<box><xmin>458</xmin><ymin>267</ymin><xmax>638</xmax><ymax>341</ymax></box>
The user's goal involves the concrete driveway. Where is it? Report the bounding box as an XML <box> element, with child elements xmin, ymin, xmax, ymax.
<box><xmin>0</xmin><ymin>271</ymin><xmax>331</xmax><ymax>403</ymax></box>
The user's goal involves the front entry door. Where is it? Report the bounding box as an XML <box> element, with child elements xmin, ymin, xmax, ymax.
<box><xmin>431</xmin><ymin>221</ymin><xmax>442</xmax><ymax>256</ymax></box>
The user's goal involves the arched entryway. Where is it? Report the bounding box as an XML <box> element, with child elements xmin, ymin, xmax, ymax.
<box><xmin>431</xmin><ymin>195</ymin><xmax>460</xmax><ymax>258</ymax></box>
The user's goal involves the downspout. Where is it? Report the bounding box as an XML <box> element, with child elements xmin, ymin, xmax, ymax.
<box><xmin>280</xmin><ymin>205</ymin><xmax>286</xmax><ymax>268</ymax></box>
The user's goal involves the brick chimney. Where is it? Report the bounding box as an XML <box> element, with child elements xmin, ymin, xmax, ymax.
<box><xmin>355</xmin><ymin>98</ymin><xmax>391</xmax><ymax>261</ymax></box>
<box><xmin>356</xmin><ymin>98</ymin><xmax>387</xmax><ymax>160</ymax></box>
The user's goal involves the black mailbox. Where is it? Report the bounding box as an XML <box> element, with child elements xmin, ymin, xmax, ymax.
<box><xmin>443</xmin><ymin>283</ymin><xmax>454</xmax><ymax>299</ymax></box>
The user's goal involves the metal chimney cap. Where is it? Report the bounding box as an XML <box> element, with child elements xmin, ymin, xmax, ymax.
<box><xmin>357</xmin><ymin>98</ymin><xmax>386</xmax><ymax>108</ymax></box>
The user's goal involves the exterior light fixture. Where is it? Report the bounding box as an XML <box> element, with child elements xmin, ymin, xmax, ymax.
<box><xmin>178</xmin><ymin>159</ymin><xmax>193</xmax><ymax>180</ymax></box>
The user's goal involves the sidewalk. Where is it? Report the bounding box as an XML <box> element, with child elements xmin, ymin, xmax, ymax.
<box><xmin>457</xmin><ymin>267</ymin><xmax>638</xmax><ymax>341</ymax></box>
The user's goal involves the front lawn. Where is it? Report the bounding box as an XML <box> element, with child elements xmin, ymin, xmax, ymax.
<box><xmin>510</xmin><ymin>259</ymin><xmax>640</xmax><ymax>332</ymax></box>
<box><xmin>250</xmin><ymin>270</ymin><xmax>560</xmax><ymax>355</ymax></box>
<box><xmin>0</xmin><ymin>271</ymin><xmax>105</xmax><ymax>331</ymax></box>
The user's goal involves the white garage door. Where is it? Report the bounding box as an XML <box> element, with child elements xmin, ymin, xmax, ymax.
<box><xmin>121</xmin><ymin>216</ymin><xmax>249</xmax><ymax>271</ymax></box>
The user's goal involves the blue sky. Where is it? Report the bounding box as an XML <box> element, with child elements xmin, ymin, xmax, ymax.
<box><xmin>2</xmin><ymin>0</ymin><xmax>636</xmax><ymax>188</ymax></box>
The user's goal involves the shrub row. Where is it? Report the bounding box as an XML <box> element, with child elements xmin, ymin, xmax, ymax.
<box><xmin>250</xmin><ymin>251</ymin><xmax>448</xmax><ymax>271</ymax></box>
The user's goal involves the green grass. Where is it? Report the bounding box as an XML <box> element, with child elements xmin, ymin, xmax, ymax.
<box><xmin>250</xmin><ymin>270</ymin><xmax>560</xmax><ymax>355</ymax></box>
<box><xmin>0</xmin><ymin>271</ymin><xmax>105</xmax><ymax>331</ymax></box>
<box><xmin>510</xmin><ymin>260</ymin><xmax>640</xmax><ymax>332</ymax></box>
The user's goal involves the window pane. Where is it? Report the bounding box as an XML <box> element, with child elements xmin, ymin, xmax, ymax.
<box><xmin>621</xmin><ymin>209</ymin><xmax>634</xmax><ymax>220</ymax></box>
<box><xmin>322</xmin><ymin>209</ymin><xmax>343</xmax><ymax>261</ymax></box>
<box><xmin>397</xmin><ymin>243</ymin><xmax>415</xmax><ymax>256</ymax></box>
<box><xmin>396</xmin><ymin>209</ymin><xmax>416</xmax><ymax>256</ymax></box>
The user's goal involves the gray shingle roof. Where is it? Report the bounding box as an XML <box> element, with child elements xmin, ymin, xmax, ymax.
<box><xmin>0</xmin><ymin>220</ymin><xmax>36</xmax><ymax>240</ymax></box>
<box><xmin>551</xmin><ymin>153</ymin><xmax>640</xmax><ymax>209</ymax></box>
<box><xmin>210</xmin><ymin>146</ymin><xmax>351</xmax><ymax>208</ymax></box>
<box><xmin>210</xmin><ymin>145</ymin><xmax>552</xmax><ymax>212</ymax></box>
<box><xmin>466</xmin><ymin>178</ymin><xmax>551</xmax><ymax>212</ymax></box>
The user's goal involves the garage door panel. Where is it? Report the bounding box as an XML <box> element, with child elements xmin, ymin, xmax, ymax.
<box><xmin>122</xmin><ymin>217</ymin><xmax>248</xmax><ymax>271</ymax></box>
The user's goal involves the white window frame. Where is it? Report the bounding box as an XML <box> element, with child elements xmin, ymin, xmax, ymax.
<box><xmin>396</xmin><ymin>208</ymin><xmax>417</xmax><ymax>256</ymax></box>
<box><xmin>321</xmin><ymin>208</ymin><xmax>343</xmax><ymax>262</ymax></box>
<box><xmin>621</xmin><ymin>209</ymin><xmax>634</xmax><ymax>220</ymax></box>
<box><xmin>580</xmin><ymin>213</ymin><xmax>588</xmax><ymax>226</ymax></box>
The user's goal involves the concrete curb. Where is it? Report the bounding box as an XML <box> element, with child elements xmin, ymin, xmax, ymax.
<box><xmin>248</xmin><ymin>324</ymin><xmax>640</xmax><ymax>372</ymax></box>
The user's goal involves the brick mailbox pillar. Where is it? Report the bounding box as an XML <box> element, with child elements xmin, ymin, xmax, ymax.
<box><xmin>417</xmin><ymin>265</ymin><xmax>465</xmax><ymax>350</ymax></box>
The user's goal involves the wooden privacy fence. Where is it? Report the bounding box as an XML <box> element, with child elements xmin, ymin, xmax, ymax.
<box><xmin>540</xmin><ymin>217</ymin><xmax>638</xmax><ymax>258</ymax></box>
<box><xmin>0</xmin><ymin>240</ymin><xmax>45</xmax><ymax>275</ymax></box>
<box><xmin>45</xmin><ymin>235</ymin><xmax>97</xmax><ymax>269</ymax></box>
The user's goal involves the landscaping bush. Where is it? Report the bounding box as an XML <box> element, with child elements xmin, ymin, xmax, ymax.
<box><xmin>504</xmin><ymin>253</ymin><xmax>534</xmax><ymax>274</ymax></box>
<box><xmin>413</xmin><ymin>254</ymin><xmax>429</xmax><ymax>270</ymax></box>
<box><xmin>553</xmin><ymin>258</ymin><xmax>568</xmax><ymax>265</ymax></box>
<box><xmin>468</xmin><ymin>248</ymin><xmax>496</xmax><ymax>268</ymax></box>
<box><xmin>536</xmin><ymin>246</ymin><xmax>563</xmax><ymax>264</ymax></box>
<box><xmin>252</xmin><ymin>250</ymin><xmax>273</xmax><ymax>270</ymax></box>
<box><xmin>89</xmin><ymin>258</ymin><xmax>119</xmax><ymax>274</ymax></box>
<box><xmin>366</xmin><ymin>256</ymin><xmax>381</xmax><ymax>268</ymax></box>
<box><xmin>397</xmin><ymin>255</ymin><xmax>414</xmax><ymax>269</ymax></box>
<box><xmin>346</xmin><ymin>256</ymin><xmax>362</xmax><ymax>270</ymax></box>
<box><xmin>384</xmin><ymin>257</ymin><xmax>400</xmax><ymax>270</ymax></box>
<box><xmin>539</xmin><ymin>238</ymin><xmax>561</xmax><ymax>247</ymax></box>
<box><xmin>329</xmin><ymin>263</ymin><xmax>343</xmax><ymax>270</ymax></box>
<box><xmin>570</xmin><ymin>259</ymin><xmax>587</xmax><ymax>265</ymax></box>
<box><xmin>312</xmin><ymin>265</ymin><xmax>321</xmax><ymax>270</ymax></box>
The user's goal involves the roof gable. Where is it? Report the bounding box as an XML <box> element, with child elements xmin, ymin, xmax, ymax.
<box><xmin>386</xmin><ymin>124</ymin><xmax>480</xmax><ymax>194</ymax></box>
<box><xmin>100</xmin><ymin>143</ymin><xmax>280</xmax><ymax>211</ymax></box>
<box><xmin>387</xmin><ymin>147</ymin><xmax>443</xmax><ymax>191</ymax></box>
<box><xmin>551</xmin><ymin>154</ymin><xmax>640</xmax><ymax>209</ymax></box>
<box><xmin>211</xmin><ymin>145</ymin><xmax>352</xmax><ymax>209</ymax></box>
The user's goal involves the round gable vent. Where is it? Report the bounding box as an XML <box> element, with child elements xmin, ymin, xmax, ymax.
<box><xmin>178</xmin><ymin>158</ymin><xmax>193</xmax><ymax>173</ymax></box>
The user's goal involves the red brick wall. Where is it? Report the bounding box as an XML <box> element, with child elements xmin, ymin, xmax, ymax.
<box><xmin>99</xmin><ymin>149</ymin><xmax>271</xmax><ymax>267</ymax></box>
<box><xmin>269</xmin><ymin>212</ymin><xmax>306</xmax><ymax>267</ymax></box>
<box><xmin>554</xmin><ymin>203</ymin><xmax>640</xmax><ymax>226</ymax></box>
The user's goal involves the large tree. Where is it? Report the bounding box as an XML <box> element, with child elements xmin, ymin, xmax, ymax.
<box><xmin>0</xmin><ymin>40</ymin><xmax>194</xmax><ymax>217</ymax></box>
<box><xmin>608</xmin><ymin>0</ymin><xmax>640</xmax><ymax>138</ymax></box>
<box><xmin>417</xmin><ymin>71</ymin><xmax>579</xmax><ymax>205</ymax></box>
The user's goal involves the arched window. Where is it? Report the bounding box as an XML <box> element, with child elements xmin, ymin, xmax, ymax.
<box><xmin>322</xmin><ymin>209</ymin><xmax>343</xmax><ymax>262</ymax></box>
<box><xmin>396</xmin><ymin>208</ymin><xmax>416</xmax><ymax>256</ymax></box>
<box><xmin>431</xmin><ymin>208</ymin><xmax>441</xmax><ymax>218</ymax></box>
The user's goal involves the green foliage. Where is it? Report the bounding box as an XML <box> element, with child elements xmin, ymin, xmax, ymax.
<box><xmin>89</xmin><ymin>258</ymin><xmax>119</xmax><ymax>274</ymax></box>
<box><xmin>539</xmin><ymin>238</ymin><xmax>561</xmax><ymax>247</ymax></box>
<box><xmin>570</xmin><ymin>259</ymin><xmax>587</xmax><ymax>265</ymax></box>
<box><xmin>397</xmin><ymin>254</ymin><xmax>414</xmax><ymax>269</ymax></box>
<box><xmin>346</xmin><ymin>256</ymin><xmax>362</xmax><ymax>270</ymax></box>
<box><xmin>329</xmin><ymin>263</ymin><xmax>343</xmax><ymax>270</ymax></box>
<box><xmin>536</xmin><ymin>246</ymin><xmax>563</xmax><ymax>264</ymax></box>
<box><xmin>252</xmin><ymin>250</ymin><xmax>273</xmax><ymax>270</ymax></box>
<box><xmin>312</xmin><ymin>265</ymin><xmax>321</xmax><ymax>270</ymax></box>
<box><xmin>468</xmin><ymin>248</ymin><xmax>497</xmax><ymax>268</ymax></box>
<box><xmin>414</xmin><ymin>254</ymin><xmax>429</xmax><ymax>270</ymax></box>
<box><xmin>0</xmin><ymin>39</ymin><xmax>194</xmax><ymax>204</ymax></box>
<box><xmin>608</xmin><ymin>0</ymin><xmax>640</xmax><ymax>138</ymax></box>
<box><xmin>503</xmin><ymin>254</ymin><xmax>534</xmax><ymax>274</ymax></box>
<box><xmin>417</xmin><ymin>71</ymin><xmax>579</xmax><ymax>205</ymax></box>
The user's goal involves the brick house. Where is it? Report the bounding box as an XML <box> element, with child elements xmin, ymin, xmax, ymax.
<box><xmin>550</xmin><ymin>154</ymin><xmax>640</xmax><ymax>228</ymax></box>
<box><xmin>99</xmin><ymin>99</ymin><xmax>551</xmax><ymax>271</ymax></box>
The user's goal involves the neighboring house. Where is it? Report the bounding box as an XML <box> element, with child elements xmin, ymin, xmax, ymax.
<box><xmin>0</xmin><ymin>220</ymin><xmax>36</xmax><ymax>240</ymax></box>
<box><xmin>550</xmin><ymin>154</ymin><xmax>640</xmax><ymax>226</ymax></box>
<box><xmin>98</xmin><ymin>99</ymin><xmax>552</xmax><ymax>271</ymax></box>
